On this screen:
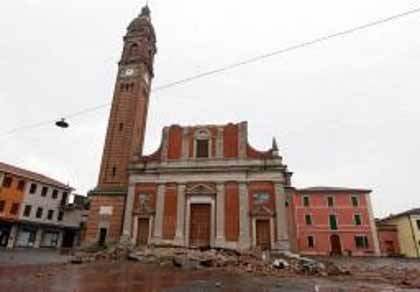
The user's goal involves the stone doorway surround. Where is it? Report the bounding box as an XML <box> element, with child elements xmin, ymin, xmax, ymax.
<box><xmin>184</xmin><ymin>184</ymin><xmax>216</xmax><ymax>248</ymax></box>
<box><xmin>250</xmin><ymin>206</ymin><xmax>276</xmax><ymax>250</ymax></box>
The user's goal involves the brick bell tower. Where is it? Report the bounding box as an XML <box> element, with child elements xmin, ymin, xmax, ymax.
<box><xmin>85</xmin><ymin>6</ymin><xmax>156</xmax><ymax>245</ymax></box>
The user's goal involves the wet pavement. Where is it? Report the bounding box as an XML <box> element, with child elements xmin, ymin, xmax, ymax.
<box><xmin>0</xmin><ymin>261</ymin><xmax>418</xmax><ymax>292</ymax></box>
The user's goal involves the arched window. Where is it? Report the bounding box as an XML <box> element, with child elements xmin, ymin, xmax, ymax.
<box><xmin>129</xmin><ymin>43</ymin><xmax>140</xmax><ymax>57</ymax></box>
<box><xmin>195</xmin><ymin>129</ymin><xmax>210</xmax><ymax>158</ymax></box>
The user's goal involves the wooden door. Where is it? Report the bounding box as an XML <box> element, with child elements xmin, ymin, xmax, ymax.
<box><xmin>137</xmin><ymin>218</ymin><xmax>150</xmax><ymax>246</ymax></box>
<box><xmin>256</xmin><ymin>219</ymin><xmax>271</xmax><ymax>250</ymax></box>
<box><xmin>330</xmin><ymin>234</ymin><xmax>342</xmax><ymax>255</ymax></box>
<box><xmin>189</xmin><ymin>204</ymin><xmax>211</xmax><ymax>248</ymax></box>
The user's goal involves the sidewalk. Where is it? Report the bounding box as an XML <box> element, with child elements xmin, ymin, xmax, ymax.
<box><xmin>0</xmin><ymin>249</ymin><xmax>71</xmax><ymax>266</ymax></box>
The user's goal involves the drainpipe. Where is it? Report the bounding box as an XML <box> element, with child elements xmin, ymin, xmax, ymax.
<box><xmin>408</xmin><ymin>215</ymin><xmax>420</xmax><ymax>258</ymax></box>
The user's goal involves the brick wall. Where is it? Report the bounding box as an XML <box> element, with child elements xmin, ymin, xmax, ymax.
<box><xmin>162</xmin><ymin>184</ymin><xmax>177</xmax><ymax>240</ymax></box>
<box><xmin>223</xmin><ymin>124</ymin><xmax>239</xmax><ymax>158</ymax></box>
<box><xmin>225</xmin><ymin>182</ymin><xmax>239</xmax><ymax>241</ymax></box>
<box><xmin>167</xmin><ymin>126</ymin><xmax>183</xmax><ymax>160</ymax></box>
<box><xmin>85</xmin><ymin>195</ymin><xmax>125</xmax><ymax>244</ymax></box>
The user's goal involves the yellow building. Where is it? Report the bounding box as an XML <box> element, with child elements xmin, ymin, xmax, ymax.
<box><xmin>379</xmin><ymin>209</ymin><xmax>420</xmax><ymax>258</ymax></box>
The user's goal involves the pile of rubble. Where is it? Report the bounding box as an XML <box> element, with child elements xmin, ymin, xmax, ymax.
<box><xmin>126</xmin><ymin>247</ymin><xmax>349</xmax><ymax>277</ymax></box>
<box><xmin>67</xmin><ymin>246</ymin><xmax>420</xmax><ymax>289</ymax></box>
<box><xmin>71</xmin><ymin>244</ymin><xmax>129</xmax><ymax>264</ymax></box>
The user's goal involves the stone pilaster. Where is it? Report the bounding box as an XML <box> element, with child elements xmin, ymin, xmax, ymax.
<box><xmin>238</xmin><ymin>122</ymin><xmax>248</xmax><ymax>159</ymax></box>
<box><xmin>153</xmin><ymin>184</ymin><xmax>165</xmax><ymax>240</ymax></box>
<box><xmin>274</xmin><ymin>183</ymin><xmax>289</xmax><ymax>251</ymax></box>
<box><xmin>57</xmin><ymin>231</ymin><xmax>64</xmax><ymax>248</ymax></box>
<box><xmin>216</xmin><ymin>127</ymin><xmax>224</xmax><ymax>158</ymax></box>
<box><xmin>238</xmin><ymin>182</ymin><xmax>251</xmax><ymax>250</ymax></box>
<box><xmin>181</xmin><ymin>128</ymin><xmax>190</xmax><ymax>160</ymax></box>
<box><xmin>174</xmin><ymin>184</ymin><xmax>186</xmax><ymax>246</ymax></box>
<box><xmin>215</xmin><ymin>183</ymin><xmax>225</xmax><ymax>246</ymax></box>
<box><xmin>34</xmin><ymin>228</ymin><xmax>43</xmax><ymax>248</ymax></box>
<box><xmin>161</xmin><ymin>128</ymin><xmax>169</xmax><ymax>161</ymax></box>
<box><xmin>121</xmin><ymin>184</ymin><xmax>136</xmax><ymax>244</ymax></box>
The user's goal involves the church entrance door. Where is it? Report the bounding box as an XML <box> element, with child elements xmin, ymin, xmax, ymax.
<box><xmin>137</xmin><ymin>219</ymin><xmax>150</xmax><ymax>246</ymax></box>
<box><xmin>256</xmin><ymin>219</ymin><xmax>271</xmax><ymax>250</ymax></box>
<box><xmin>189</xmin><ymin>204</ymin><xmax>211</xmax><ymax>248</ymax></box>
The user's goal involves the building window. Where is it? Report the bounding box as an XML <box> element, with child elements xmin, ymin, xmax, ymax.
<box><xmin>2</xmin><ymin>177</ymin><xmax>12</xmax><ymax>188</ymax></box>
<box><xmin>119</xmin><ymin>123</ymin><xmax>124</xmax><ymax>131</ymax></box>
<box><xmin>61</xmin><ymin>192</ymin><xmax>68</xmax><ymax>206</ymax></box>
<box><xmin>351</xmin><ymin>196</ymin><xmax>359</xmax><ymax>207</ymax></box>
<box><xmin>47</xmin><ymin>210</ymin><xmax>54</xmax><ymax>220</ymax></box>
<box><xmin>416</xmin><ymin>220</ymin><xmax>420</xmax><ymax>231</ymax></box>
<box><xmin>307</xmin><ymin>236</ymin><xmax>315</xmax><ymax>248</ymax></box>
<box><xmin>58</xmin><ymin>211</ymin><xmax>64</xmax><ymax>221</ymax></box>
<box><xmin>196</xmin><ymin>139</ymin><xmax>209</xmax><ymax>158</ymax></box>
<box><xmin>327</xmin><ymin>196</ymin><xmax>334</xmax><ymax>207</ymax></box>
<box><xmin>29</xmin><ymin>183</ymin><xmax>37</xmax><ymax>194</ymax></box>
<box><xmin>10</xmin><ymin>203</ymin><xmax>20</xmax><ymax>215</ymax></box>
<box><xmin>41</xmin><ymin>186</ymin><xmax>48</xmax><ymax>197</ymax></box>
<box><xmin>303</xmin><ymin>196</ymin><xmax>310</xmax><ymax>207</ymax></box>
<box><xmin>112</xmin><ymin>167</ymin><xmax>117</xmax><ymax>177</ymax></box>
<box><xmin>355</xmin><ymin>235</ymin><xmax>369</xmax><ymax>248</ymax></box>
<box><xmin>195</xmin><ymin>129</ymin><xmax>210</xmax><ymax>158</ymax></box>
<box><xmin>305</xmin><ymin>214</ymin><xmax>313</xmax><ymax>225</ymax></box>
<box><xmin>36</xmin><ymin>207</ymin><xmax>43</xmax><ymax>219</ymax></box>
<box><xmin>329</xmin><ymin>214</ymin><xmax>338</xmax><ymax>230</ymax></box>
<box><xmin>0</xmin><ymin>200</ymin><xmax>5</xmax><ymax>213</ymax></box>
<box><xmin>129</xmin><ymin>43</ymin><xmax>139</xmax><ymax>57</ymax></box>
<box><xmin>23</xmin><ymin>205</ymin><xmax>32</xmax><ymax>217</ymax></box>
<box><xmin>17</xmin><ymin>180</ymin><xmax>26</xmax><ymax>191</ymax></box>
<box><xmin>52</xmin><ymin>189</ymin><xmax>58</xmax><ymax>199</ymax></box>
<box><xmin>354</xmin><ymin>214</ymin><xmax>362</xmax><ymax>226</ymax></box>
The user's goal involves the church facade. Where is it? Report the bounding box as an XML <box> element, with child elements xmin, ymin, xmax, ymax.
<box><xmin>123</xmin><ymin>122</ymin><xmax>292</xmax><ymax>250</ymax></box>
<box><xmin>85</xmin><ymin>6</ymin><xmax>380</xmax><ymax>256</ymax></box>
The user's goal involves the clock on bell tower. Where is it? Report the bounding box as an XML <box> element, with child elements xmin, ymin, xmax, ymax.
<box><xmin>97</xmin><ymin>5</ymin><xmax>157</xmax><ymax>191</ymax></box>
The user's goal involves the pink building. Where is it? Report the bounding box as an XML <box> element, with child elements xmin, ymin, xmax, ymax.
<box><xmin>288</xmin><ymin>187</ymin><xmax>380</xmax><ymax>256</ymax></box>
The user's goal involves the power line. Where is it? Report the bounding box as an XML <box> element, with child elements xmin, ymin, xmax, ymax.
<box><xmin>1</xmin><ymin>6</ymin><xmax>420</xmax><ymax>138</ymax></box>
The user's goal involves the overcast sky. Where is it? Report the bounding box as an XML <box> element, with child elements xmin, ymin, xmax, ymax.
<box><xmin>0</xmin><ymin>0</ymin><xmax>419</xmax><ymax>217</ymax></box>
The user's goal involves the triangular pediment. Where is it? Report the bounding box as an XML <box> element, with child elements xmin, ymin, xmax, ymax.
<box><xmin>250</xmin><ymin>205</ymin><xmax>275</xmax><ymax>217</ymax></box>
<box><xmin>186</xmin><ymin>183</ymin><xmax>216</xmax><ymax>194</ymax></box>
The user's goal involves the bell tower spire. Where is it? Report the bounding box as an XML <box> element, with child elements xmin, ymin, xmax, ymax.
<box><xmin>85</xmin><ymin>4</ymin><xmax>157</xmax><ymax>246</ymax></box>
<box><xmin>97</xmin><ymin>5</ymin><xmax>157</xmax><ymax>191</ymax></box>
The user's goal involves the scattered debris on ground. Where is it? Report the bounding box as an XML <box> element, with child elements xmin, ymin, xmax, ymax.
<box><xmin>70</xmin><ymin>245</ymin><xmax>420</xmax><ymax>289</ymax></box>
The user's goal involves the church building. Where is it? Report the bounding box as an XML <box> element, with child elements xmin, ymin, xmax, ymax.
<box><xmin>85</xmin><ymin>5</ymin><xmax>380</xmax><ymax>256</ymax></box>
<box><xmin>124</xmin><ymin>122</ymin><xmax>292</xmax><ymax>250</ymax></box>
<box><xmin>85</xmin><ymin>6</ymin><xmax>291</xmax><ymax>251</ymax></box>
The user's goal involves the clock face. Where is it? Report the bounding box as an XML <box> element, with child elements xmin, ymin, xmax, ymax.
<box><xmin>121</xmin><ymin>68</ymin><xmax>136</xmax><ymax>77</ymax></box>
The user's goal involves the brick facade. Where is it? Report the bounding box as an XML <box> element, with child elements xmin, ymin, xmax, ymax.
<box><xmin>119</xmin><ymin>121</ymin><xmax>292</xmax><ymax>251</ymax></box>
<box><xmin>85</xmin><ymin>196</ymin><xmax>125</xmax><ymax>244</ymax></box>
